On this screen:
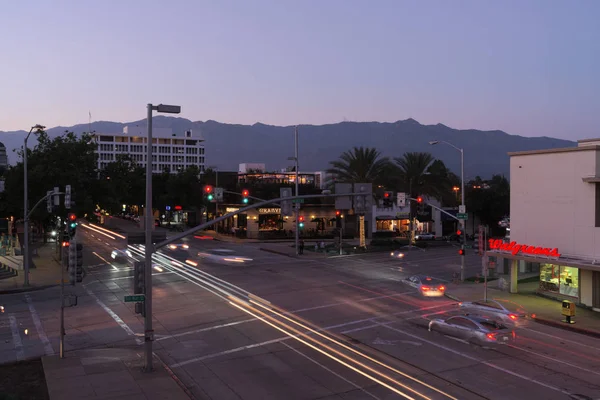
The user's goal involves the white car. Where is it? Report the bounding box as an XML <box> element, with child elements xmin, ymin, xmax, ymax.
<box><xmin>459</xmin><ymin>300</ymin><xmax>528</xmax><ymax>327</ymax></box>
<box><xmin>415</xmin><ymin>232</ymin><xmax>435</xmax><ymax>241</ymax></box>
<box><xmin>111</xmin><ymin>249</ymin><xmax>132</xmax><ymax>262</ymax></box>
<box><xmin>404</xmin><ymin>275</ymin><xmax>447</xmax><ymax>297</ymax></box>
<box><xmin>429</xmin><ymin>315</ymin><xmax>516</xmax><ymax>346</ymax></box>
<box><xmin>197</xmin><ymin>249</ymin><xmax>253</xmax><ymax>264</ymax></box>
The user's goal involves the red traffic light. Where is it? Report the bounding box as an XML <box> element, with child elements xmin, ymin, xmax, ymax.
<box><xmin>242</xmin><ymin>189</ymin><xmax>249</xmax><ymax>197</ymax></box>
<box><xmin>458</xmin><ymin>249</ymin><xmax>465</xmax><ymax>256</ymax></box>
<box><xmin>298</xmin><ymin>216</ymin><xmax>304</xmax><ymax>222</ymax></box>
<box><xmin>335</xmin><ymin>210</ymin><xmax>341</xmax><ymax>216</ymax></box>
<box><xmin>62</xmin><ymin>241</ymin><xmax>70</xmax><ymax>247</ymax></box>
<box><xmin>416</xmin><ymin>196</ymin><xmax>423</xmax><ymax>203</ymax></box>
<box><xmin>384</xmin><ymin>192</ymin><xmax>390</xmax><ymax>198</ymax></box>
<box><xmin>204</xmin><ymin>185</ymin><xmax>213</xmax><ymax>193</ymax></box>
<box><xmin>68</xmin><ymin>213</ymin><xmax>76</xmax><ymax>221</ymax></box>
<box><xmin>456</xmin><ymin>229</ymin><xmax>462</xmax><ymax>236</ymax></box>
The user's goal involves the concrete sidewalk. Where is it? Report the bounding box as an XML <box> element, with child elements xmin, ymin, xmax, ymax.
<box><xmin>444</xmin><ymin>281</ymin><xmax>600</xmax><ymax>338</ymax></box>
<box><xmin>42</xmin><ymin>348</ymin><xmax>192</xmax><ymax>400</ymax></box>
<box><xmin>0</xmin><ymin>242</ymin><xmax>62</xmax><ymax>294</ymax></box>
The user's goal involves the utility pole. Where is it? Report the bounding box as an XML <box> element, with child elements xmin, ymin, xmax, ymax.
<box><xmin>144</xmin><ymin>104</ymin><xmax>154</xmax><ymax>372</ymax></box>
<box><xmin>294</xmin><ymin>126</ymin><xmax>300</xmax><ymax>256</ymax></box>
<box><xmin>460</xmin><ymin>148</ymin><xmax>465</xmax><ymax>282</ymax></box>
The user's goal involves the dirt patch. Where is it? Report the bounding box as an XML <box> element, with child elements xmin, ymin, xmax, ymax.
<box><xmin>0</xmin><ymin>359</ymin><xmax>49</xmax><ymax>400</ymax></box>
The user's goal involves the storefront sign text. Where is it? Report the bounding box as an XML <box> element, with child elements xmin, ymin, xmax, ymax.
<box><xmin>226</xmin><ymin>207</ymin><xmax>240</xmax><ymax>213</ymax></box>
<box><xmin>258</xmin><ymin>208</ymin><xmax>281</xmax><ymax>214</ymax></box>
<box><xmin>488</xmin><ymin>239</ymin><xmax>561</xmax><ymax>258</ymax></box>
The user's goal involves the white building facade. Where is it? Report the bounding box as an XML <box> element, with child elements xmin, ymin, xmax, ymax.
<box><xmin>486</xmin><ymin>138</ymin><xmax>600</xmax><ymax>311</ymax></box>
<box><xmin>93</xmin><ymin>126</ymin><xmax>205</xmax><ymax>174</ymax></box>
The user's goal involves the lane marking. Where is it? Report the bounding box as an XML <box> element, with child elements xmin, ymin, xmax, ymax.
<box><xmin>380</xmin><ymin>323</ymin><xmax>574</xmax><ymax>397</ymax></box>
<box><xmin>92</xmin><ymin>252</ymin><xmax>119</xmax><ymax>271</ymax></box>
<box><xmin>9</xmin><ymin>315</ymin><xmax>25</xmax><ymax>361</ymax></box>
<box><xmin>84</xmin><ymin>286</ymin><xmax>143</xmax><ymax>345</ymax></box>
<box><xmin>520</xmin><ymin>327</ymin><xmax>600</xmax><ymax>351</ymax></box>
<box><xmin>508</xmin><ymin>344</ymin><xmax>600</xmax><ymax>377</ymax></box>
<box><xmin>24</xmin><ymin>294</ymin><xmax>54</xmax><ymax>356</ymax></box>
<box><xmin>281</xmin><ymin>341</ymin><xmax>382</xmax><ymax>400</ymax></box>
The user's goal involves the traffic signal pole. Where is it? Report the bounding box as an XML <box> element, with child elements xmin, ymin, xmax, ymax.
<box><xmin>294</xmin><ymin>127</ymin><xmax>300</xmax><ymax>256</ymax></box>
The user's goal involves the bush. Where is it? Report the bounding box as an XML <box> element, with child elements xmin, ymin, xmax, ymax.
<box><xmin>373</xmin><ymin>231</ymin><xmax>396</xmax><ymax>239</ymax></box>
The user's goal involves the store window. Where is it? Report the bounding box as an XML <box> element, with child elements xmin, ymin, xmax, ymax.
<box><xmin>539</xmin><ymin>264</ymin><xmax>579</xmax><ymax>298</ymax></box>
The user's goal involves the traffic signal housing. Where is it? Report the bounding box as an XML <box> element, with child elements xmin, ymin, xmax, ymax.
<box><xmin>67</xmin><ymin>213</ymin><xmax>77</xmax><ymax>237</ymax></box>
<box><xmin>383</xmin><ymin>191</ymin><xmax>393</xmax><ymax>207</ymax></box>
<box><xmin>242</xmin><ymin>189</ymin><xmax>249</xmax><ymax>204</ymax></box>
<box><xmin>298</xmin><ymin>216</ymin><xmax>305</xmax><ymax>228</ymax></box>
<box><xmin>458</xmin><ymin>248</ymin><xmax>465</xmax><ymax>256</ymax></box>
<box><xmin>68</xmin><ymin>243</ymin><xmax>77</xmax><ymax>284</ymax></box>
<box><xmin>133</xmin><ymin>261</ymin><xmax>145</xmax><ymax>316</ymax></box>
<box><xmin>204</xmin><ymin>185</ymin><xmax>214</xmax><ymax>201</ymax></box>
<box><xmin>75</xmin><ymin>243</ymin><xmax>83</xmax><ymax>283</ymax></box>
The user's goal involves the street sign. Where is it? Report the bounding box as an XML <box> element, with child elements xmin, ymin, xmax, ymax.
<box><xmin>457</xmin><ymin>213</ymin><xmax>468</xmax><ymax>220</ymax></box>
<box><xmin>397</xmin><ymin>193</ymin><xmax>406</xmax><ymax>207</ymax></box>
<box><xmin>214</xmin><ymin>187</ymin><xmax>224</xmax><ymax>202</ymax></box>
<box><xmin>458</xmin><ymin>205</ymin><xmax>466</xmax><ymax>214</ymax></box>
<box><xmin>125</xmin><ymin>295</ymin><xmax>145</xmax><ymax>303</ymax></box>
<box><xmin>292</xmin><ymin>198</ymin><xmax>304</xmax><ymax>203</ymax></box>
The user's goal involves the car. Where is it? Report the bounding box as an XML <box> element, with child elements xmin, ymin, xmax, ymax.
<box><xmin>111</xmin><ymin>249</ymin><xmax>133</xmax><ymax>262</ymax></box>
<box><xmin>458</xmin><ymin>300</ymin><xmax>528</xmax><ymax>327</ymax></box>
<box><xmin>160</xmin><ymin>244</ymin><xmax>192</xmax><ymax>261</ymax></box>
<box><xmin>429</xmin><ymin>315</ymin><xmax>516</xmax><ymax>346</ymax></box>
<box><xmin>415</xmin><ymin>232</ymin><xmax>435</xmax><ymax>241</ymax></box>
<box><xmin>197</xmin><ymin>249</ymin><xmax>253</xmax><ymax>264</ymax></box>
<box><xmin>390</xmin><ymin>250</ymin><xmax>405</xmax><ymax>259</ymax></box>
<box><xmin>404</xmin><ymin>275</ymin><xmax>446</xmax><ymax>297</ymax></box>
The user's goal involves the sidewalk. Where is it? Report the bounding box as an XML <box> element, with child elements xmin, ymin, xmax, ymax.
<box><xmin>0</xmin><ymin>242</ymin><xmax>61</xmax><ymax>294</ymax></box>
<box><xmin>42</xmin><ymin>348</ymin><xmax>191</xmax><ymax>400</ymax></box>
<box><xmin>444</xmin><ymin>281</ymin><xmax>600</xmax><ymax>338</ymax></box>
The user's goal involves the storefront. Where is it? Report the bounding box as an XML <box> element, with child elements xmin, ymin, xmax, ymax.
<box><xmin>485</xmin><ymin>239</ymin><xmax>600</xmax><ymax>309</ymax></box>
<box><xmin>257</xmin><ymin>207</ymin><xmax>282</xmax><ymax>230</ymax></box>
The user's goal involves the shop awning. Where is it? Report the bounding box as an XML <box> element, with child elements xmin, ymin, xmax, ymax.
<box><xmin>0</xmin><ymin>255</ymin><xmax>23</xmax><ymax>271</ymax></box>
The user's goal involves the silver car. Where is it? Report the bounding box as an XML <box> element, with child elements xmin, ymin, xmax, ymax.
<box><xmin>111</xmin><ymin>249</ymin><xmax>132</xmax><ymax>262</ymax></box>
<box><xmin>429</xmin><ymin>315</ymin><xmax>516</xmax><ymax>345</ymax></box>
<box><xmin>390</xmin><ymin>250</ymin><xmax>405</xmax><ymax>259</ymax></box>
<box><xmin>404</xmin><ymin>275</ymin><xmax>447</xmax><ymax>297</ymax></box>
<box><xmin>459</xmin><ymin>299</ymin><xmax>528</xmax><ymax>327</ymax></box>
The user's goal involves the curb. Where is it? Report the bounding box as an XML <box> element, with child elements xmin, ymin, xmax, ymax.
<box><xmin>0</xmin><ymin>284</ymin><xmax>58</xmax><ymax>295</ymax></box>
<box><xmin>532</xmin><ymin>316</ymin><xmax>600</xmax><ymax>339</ymax></box>
<box><xmin>153</xmin><ymin>352</ymin><xmax>195</xmax><ymax>400</ymax></box>
<box><xmin>444</xmin><ymin>293</ymin><xmax>461</xmax><ymax>302</ymax></box>
<box><xmin>259</xmin><ymin>248</ymin><xmax>296</xmax><ymax>258</ymax></box>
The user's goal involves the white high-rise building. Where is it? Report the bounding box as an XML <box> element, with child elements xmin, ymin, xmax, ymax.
<box><xmin>93</xmin><ymin>126</ymin><xmax>205</xmax><ymax>174</ymax></box>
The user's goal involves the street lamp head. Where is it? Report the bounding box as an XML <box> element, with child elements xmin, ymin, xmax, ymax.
<box><xmin>32</xmin><ymin>124</ymin><xmax>46</xmax><ymax>131</ymax></box>
<box><xmin>429</xmin><ymin>141</ymin><xmax>439</xmax><ymax>145</ymax></box>
<box><xmin>155</xmin><ymin>104</ymin><xmax>181</xmax><ymax>114</ymax></box>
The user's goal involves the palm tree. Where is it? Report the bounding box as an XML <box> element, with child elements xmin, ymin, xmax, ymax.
<box><xmin>327</xmin><ymin>147</ymin><xmax>392</xmax><ymax>185</ymax></box>
<box><xmin>394</xmin><ymin>152</ymin><xmax>448</xmax><ymax>199</ymax></box>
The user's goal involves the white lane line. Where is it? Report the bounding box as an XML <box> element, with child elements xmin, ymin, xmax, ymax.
<box><xmin>84</xmin><ymin>286</ymin><xmax>143</xmax><ymax>345</ymax></box>
<box><xmin>281</xmin><ymin>341</ymin><xmax>382</xmax><ymax>400</ymax></box>
<box><xmin>508</xmin><ymin>344</ymin><xmax>600</xmax><ymax>377</ymax></box>
<box><xmin>24</xmin><ymin>294</ymin><xmax>54</xmax><ymax>356</ymax></box>
<box><xmin>157</xmin><ymin>319</ymin><xmax>251</xmax><ymax>341</ymax></box>
<box><xmin>170</xmin><ymin>316</ymin><xmax>376</xmax><ymax>368</ymax></box>
<box><xmin>341</xmin><ymin>323</ymin><xmax>380</xmax><ymax>335</ymax></box>
<box><xmin>9</xmin><ymin>315</ymin><xmax>25</xmax><ymax>361</ymax></box>
<box><xmin>520</xmin><ymin>327</ymin><xmax>600</xmax><ymax>351</ymax></box>
<box><xmin>380</xmin><ymin>323</ymin><xmax>574</xmax><ymax>397</ymax></box>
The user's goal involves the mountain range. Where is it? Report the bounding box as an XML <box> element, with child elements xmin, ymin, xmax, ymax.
<box><xmin>0</xmin><ymin>117</ymin><xmax>575</xmax><ymax>179</ymax></box>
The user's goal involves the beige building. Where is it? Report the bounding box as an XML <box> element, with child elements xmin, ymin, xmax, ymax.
<box><xmin>487</xmin><ymin>138</ymin><xmax>600</xmax><ymax>311</ymax></box>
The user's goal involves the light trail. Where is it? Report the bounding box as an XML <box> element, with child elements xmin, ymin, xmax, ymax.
<box><xmin>87</xmin><ymin>223</ymin><xmax>126</xmax><ymax>239</ymax></box>
<box><xmin>80</xmin><ymin>223</ymin><xmax>116</xmax><ymax>240</ymax></box>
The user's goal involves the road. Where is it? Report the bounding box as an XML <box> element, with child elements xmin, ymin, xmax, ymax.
<box><xmin>1</xmin><ymin>223</ymin><xmax>599</xmax><ymax>400</ymax></box>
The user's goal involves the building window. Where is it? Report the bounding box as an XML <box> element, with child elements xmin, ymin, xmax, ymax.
<box><xmin>99</xmin><ymin>136</ymin><xmax>113</xmax><ymax>142</ymax></box>
<box><xmin>539</xmin><ymin>264</ymin><xmax>579</xmax><ymax>298</ymax></box>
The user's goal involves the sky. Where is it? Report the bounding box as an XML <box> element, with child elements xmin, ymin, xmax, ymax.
<box><xmin>2</xmin><ymin>0</ymin><xmax>599</xmax><ymax>140</ymax></box>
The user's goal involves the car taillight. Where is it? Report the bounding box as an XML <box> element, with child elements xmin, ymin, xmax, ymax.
<box><xmin>509</xmin><ymin>314</ymin><xmax>518</xmax><ymax>320</ymax></box>
<box><xmin>486</xmin><ymin>333</ymin><xmax>497</xmax><ymax>340</ymax></box>
<box><xmin>438</xmin><ymin>286</ymin><xmax>445</xmax><ymax>291</ymax></box>
<box><xmin>421</xmin><ymin>286</ymin><xmax>430</xmax><ymax>291</ymax></box>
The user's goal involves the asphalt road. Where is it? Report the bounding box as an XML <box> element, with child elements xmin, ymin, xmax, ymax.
<box><xmin>1</xmin><ymin>224</ymin><xmax>599</xmax><ymax>400</ymax></box>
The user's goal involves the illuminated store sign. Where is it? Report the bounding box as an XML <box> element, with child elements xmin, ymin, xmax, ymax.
<box><xmin>488</xmin><ymin>239</ymin><xmax>561</xmax><ymax>258</ymax></box>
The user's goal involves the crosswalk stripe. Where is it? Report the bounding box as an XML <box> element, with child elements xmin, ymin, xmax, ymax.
<box><xmin>24</xmin><ymin>294</ymin><xmax>54</xmax><ymax>356</ymax></box>
<box><xmin>8</xmin><ymin>315</ymin><xmax>24</xmax><ymax>361</ymax></box>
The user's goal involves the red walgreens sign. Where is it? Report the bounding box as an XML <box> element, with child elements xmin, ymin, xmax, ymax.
<box><xmin>488</xmin><ymin>239</ymin><xmax>561</xmax><ymax>258</ymax></box>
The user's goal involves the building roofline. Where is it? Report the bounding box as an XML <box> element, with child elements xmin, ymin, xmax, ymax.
<box><xmin>577</xmin><ymin>138</ymin><xmax>600</xmax><ymax>144</ymax></box>
<box><xmin>508</xmin><ymin>145</ymin><xmax>600</xmax><ymax>157</ymax></box>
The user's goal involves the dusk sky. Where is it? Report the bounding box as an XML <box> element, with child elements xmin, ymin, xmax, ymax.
<box><xmin>2</xmin><ymin>0</ymin><xmax>599</xmax><ymax>140</ymax></box>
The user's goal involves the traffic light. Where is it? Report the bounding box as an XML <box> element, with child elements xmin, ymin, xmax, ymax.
<box><xmin>355</xmin><ymin>195</ymin><xmax>365</xmax><ymax>212</ymax></box>
<box><xmin>65</xmin><ymin>185</ymin><xmax>71</xmax><ymax>209</ymax></box>
<box><xmin>76</xmin><ymin>243</ymin><xmax>83</xmax><ymax>283</ymax></box>
<box><xmin>67</xmin><ymin>213</ymin><xmax>77</xmax><ymax>237</ymax></box>
<box><xmin>242</xmin><ymin>189</ymin><xmax>249</xmax><ymax>204</ymax></box>
<box><xmin>298</xmin><ymin>216</ymin><xmax>305</xmax><ymax>228</ymax></box>
<box><xmin>416</xmin><ymin>196</ymin><xmax>424</xmax><ymax>213</ymax></box>
<box><xmin>383</xmin><ymin>191</ymin><xmax>393</xmax><ymax>207</ymax></box>
<box><xmin>133</xmin><ymin>261</ymin><xmax>145</xmax><ymax>316</ymax></box>
<box><xmin>458</xmin><ymin>248</ymin><xmax>465</xmax><ymax>256</ymax></box>
<box><xmin>68</xmin><ymin>243</ymin><xmax>77</xmax><ymax>284</ymax></box>
<box><xmin>280</xmin><ymin>187</ymin><xmax>293</xmax><ymax>216</ymax></box>
<box><xmin>416</xmin><ymin>196</ymin><xmax>423</xmax><ymax>203</ymax></box>
<box><xmin>204</xmin><ymin>185</ymin><xmax>214</xmax><ymax>201</ymax></box>
<box><xmin>456</xmin><ymin>229</ymin><xmax>462</xmax><ymax>236</ymax></box>
<box><xmin>335</xmin><ymin>210</ymin><xmax>341</xmax><ymax>217</ymax></box>
<box><xmin>46</xmin><ymin>190</ymin><xmax>53</xmax><ymax>213</ymax></box>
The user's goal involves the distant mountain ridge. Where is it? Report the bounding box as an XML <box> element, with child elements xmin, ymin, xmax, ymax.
<box><xmin>0</xmin><ymin>117</ymin><xmax>576</xmax><ymax>178</ymax></box>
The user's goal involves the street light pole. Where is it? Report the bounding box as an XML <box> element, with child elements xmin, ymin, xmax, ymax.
<box><xmin>23</xmin><ymin>124</ymin><xmax>45</xmax><ymax>287</ymax></box>
<box><xmin>144</xmin><ymin>103</ymin><xmax>180</xmax><ymax>372</ymax></box>
<box><xmin>294</xmin><ymin>126</ymin><xmax>299</xmax><ymax>256</ymax></box>
<box><xmin>429</xmin><ymin>140</ymin><xmax>466</xmax><ymax>281</ymax></box>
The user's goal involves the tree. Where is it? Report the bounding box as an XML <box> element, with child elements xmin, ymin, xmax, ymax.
<box><xmin>466</xmin><ymin>174</ymin><xmax>510</xmax><ymax>233</ymax></box>
<box><xmin>327</xmin><ymin>147</ymin><xmax>393</xmax><ymax>185</ymax></box>
<box><xmin>394</xmin><ymin>152</ymin><xmax>450</xmax><ymax>200</ymax></box>
<box><xmin>98</xmin><ymin>154</ymin><xmax>145</xmax><ymax>213</ymax></box>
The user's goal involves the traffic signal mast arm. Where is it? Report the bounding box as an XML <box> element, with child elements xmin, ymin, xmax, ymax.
<box><xmin>27</xmin><ymin>191</ymin><xmax>64</xmax><ymax>220</ymax></box>
<box><xmin>156</xmin><ymin>192</ymin><xmax>371</xmax><ymax>250</ymax></box>
<box><xmin>408</xmin><ymin>197</ymin><xmax>460</xmax><ymax>222</ymax></box>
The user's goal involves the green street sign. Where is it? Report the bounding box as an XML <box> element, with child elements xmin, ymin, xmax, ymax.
<box><xmin>292</xmin><ymin>199</ymin><xmax>304</xmax><ymax>203</ymax></box>
<box><xmin>125</xmin><ymin>295</ymin><xmax>145</xmax><ymax>303</ymax></box>
<box><xmin>457</xmin><ymin>213</ymin><xmax>468</xmax><ymax>220</ymax></box>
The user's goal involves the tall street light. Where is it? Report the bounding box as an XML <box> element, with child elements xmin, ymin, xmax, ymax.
<box><xmin>429</xmin><ymin>140</ymin><xmax>465</xmax><ymax>281</ymax></box>
<box><xmin>145</xmin><ymin>103</ymin><xmax>180</xmax><ymax>372</ymax></box>
<box><xmin>287</xmin><ymin>126</ymin><xmax>300</xmax><ymax>255</ymax></box>
<box><xmin>23</xmin><ymin>124</ymin><xmax>45</xmax><ymax>287</ymax></box>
